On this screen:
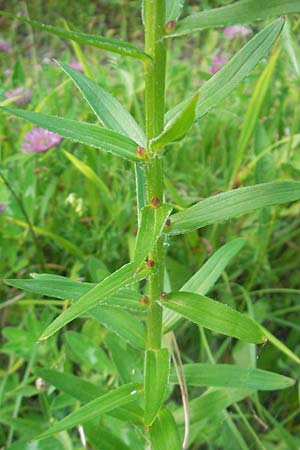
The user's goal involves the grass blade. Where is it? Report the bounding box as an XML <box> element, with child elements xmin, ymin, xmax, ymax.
<box><xmin>160</xmin><ymin>291</ymin><xmax>265</xmax><ymax>343</ymax></box>
<box><xmin>167</xmin><ymin>182</ymin><xmax>300</xmax><ymax>235</ymax></box>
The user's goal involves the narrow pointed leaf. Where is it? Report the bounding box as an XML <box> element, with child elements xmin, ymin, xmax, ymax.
<box><xmin>63</xmin><ymin>150</ymin><xmax>111</xmax><ymax>197</ymax></box>
<box><xmin>36</xmin><ymin>383</ymin><xmax>142</xmax><ymax>440</ymax></box>
<box><xmin>34</xmin><ymin>368</ymin><xmax>104</xmax><ymax>402</ymax></box>
<box><xmin>91</xmin><ymin>306</ymin><xmax>146</xmax><ymax>349</ymax></box>
<box><xmin>171</xmin><ymin>0</ymin><xmax>299</xmax><ymax>37</ymax></box>
<box><xmin>174</xmin><ymin>387</ymin><xmax>253</xmax><ymax>426</ymax></box>
<box><xmin>150</xmin><ymin>407</ymin><xmax>181</xmax><ymax>450</ymax></box>
<box><xmin>134</xmin><ymin>205</ymin><xmax>172</xmax><ymax>262</ymax></box>
<box><xmin>163</xmin><ymin>238</ymin><xmax>245</xmax><ymax>332</ymax></box>
<box><xmin>167</xmin><ymin>182</ymin><xmax>300</xmax><ymax>235</ymax></box>
<box><xmin>170</xmin><ymin>364</ymin><xmax>295</xmax><ymax>390</ymax></box>
<box><xmin>65</xmin><ymin>331</ymin><xmax>113</xmax><ymax>372</ymax></box>
<box><xmin>166</xmin><ymin>0</ymin><xmax>184</xmax><ymax>23</ymax></box>
<box><xmin>161</xmin><ymin>291</ymin><xmax>265</xmax><ymax>343</ymax></box>
<box><xmin>151</xmin><ymin>93</ymin><xmax>199</xmax><ymax>150</ymax></box>
<box><xmin>144</xmin><ymin>349</ymin><xmax>170</xmax><ymax>426</ymax></box>
<box><xmin>56</xmin><ymin>61</ymin><xmax>146</xmax><ymax>146</ymax></box>
<box><xmin>165</xmin><ymin>20</ymin><xmax>284</xmax><ymax>123</ymax></box>
<box><xmin>37</xmin><ymin>262</ymin><xmax>152</xmax><ymax>341</ymax></box>
<box><xmin>5</xmin><ymin>274</ymin><xmax>143</xmax><ymax>311</ymax></box>
<box><xmin>0</xmin><ymin>11</ymin><xmax>150</xmax><ymax>62</ymax></box>
<box><xmin>0</xmin><ymin>107</ymin><xmax>140</xmax><ymax>162</ymax></box>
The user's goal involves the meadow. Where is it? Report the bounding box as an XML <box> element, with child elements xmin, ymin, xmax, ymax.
<box><xmin>1</xmin><ymin>1</ymin><xmax>300</xmax><ymax>449</ymax></box>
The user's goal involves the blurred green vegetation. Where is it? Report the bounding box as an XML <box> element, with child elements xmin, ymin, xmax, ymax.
<box><xmin>1</xmin><ymin>1</ymin><xmax>300</xmax><ymax>449</ymax></box>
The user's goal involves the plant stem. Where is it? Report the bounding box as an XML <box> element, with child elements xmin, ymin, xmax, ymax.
<box><xmin>144</xmin><ymin>0</ymin><xmax>166</xmax><ymax>350</ymax></box>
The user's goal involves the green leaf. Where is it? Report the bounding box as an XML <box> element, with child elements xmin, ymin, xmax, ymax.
<box><xmin>37</xmin><ymin>262</ymin><xmax>153</xmax><ymax>341</ymax></box>
<box><xmin>282</xmin><ymin>18</ymin><xmax>300</xmax><ymax>79</ymax></box>
<box><xmin>6</xmin><ymin>217</ymin><xmax>84</xmax><ymax>257</ymax></box>
<box><xmin>165</xmin><ymin>0</ymin><xmax>184</xmax><ymax>23</ymax></box>
<box><xmin>0</xmin><ymin>11</ymin><xmax>150</xmax><ymax>62</ymax></box>
<box><xmin>165</xmin><ymin>20</ymin><xmax>284</xmax><ymax>123</ymax></box>
<box><xmin>91</xmin><ymin>306</ymin><xmax>146</xmax><ymax>349</ymax></box>
<box><xmin>150</xmin><ymin>407</ymin><xmax>181</xmax><ymax>450</ymax></box>
<box><xmin>56</xmin><ymin>61</ymin><xmax>146</xmax><ymax>146</ymax></box>
<box><xmin>170</xmin><ymin>363</ymin><xmax>295</xmax><ymax>390</ymax></box>
<box><xmin>163</xmin><ymin>238</ymin><xmax>245</xmax><ymax>332</ymax></box>
<box><xmin>151</xmin><ymin>93</ymin><xmax>199</xmax><ymax>150</ymax></box>
<box><xmin>230</xmin><ymin>47</ymin><xmax>280</xmax><ymax>185</ymax></box>
<box><xmin>160</xmin><ymin>291</ymin><xmax>265</xmax><ymax>343</ymax></box>
<box><xmin>144</xmin><ymin>349</ymin><xmax>170</xmax><ymax>426</ymax></box>
<box><xmin>65</xmin><ymin>331</ymin><xmax>113</xmax><ymax>373</ymax></box>
<box><xmin>36</xmin><ymin>383</ymin><xmax>142</xmax><ymax>440</ymax></box>
<box><xmin>174</xmin><ymin>387</ymin><xmax>253</xmax><ymax>426</ymax></box>
<box><xmin>63</xmin><ymin>150</ymin><xmax>111</xmax><ymax>198</ymax></box>
<box><xmin>167</xmin><ymin>182</ymin><xmax>300</xmax><ymax>235</ymax></box>
<box><xmin>5</xmin><ymin>274</ymin><xmax>143</xmax><ymax>311</ymax></box>
<box><xmin>34</xmin><ymin>368</ymin><xmax>104</xmax><ymax>402</ymax></box>
<box><xmin>171</xmin><ymin>0</ymin><xmax>299</xmax><ymax>37</ymax></box>
<box><xmin>134</xmin><ymin>205</ymin><xmax>172</xmax><ymax>263</ymax></box>
<box><xmin>0</xmin><ymin>107</ymin><xmax>140</xmax><ymax>162</ymax></box>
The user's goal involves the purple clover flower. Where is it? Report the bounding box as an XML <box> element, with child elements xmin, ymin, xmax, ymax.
<box><xmin>209</xmin><ymin>52</ymin><xmax>229</xmax><ymax>74</ymax></box>
<box><xmin>4</xmin><ymin>87</ymin><xmax>32</xmax><ymax>106</ymax></box>
<box><xmin>223</xmin><ymin>25</ymin><xmax>252</xmax><ymax>39</ymax></box>
<box><xmin>0</xmin><ymin>203</ymin><xmax>6</xmax><ymax>214</ymax></box>
<box><xmin>21</xmin><ymin>127</ymin><xmax>63</xmax><ymax>154</ymax></box>
<box><xmin>0</xmin><ymin>39</ymin><xmax>12</xmax><ymax>53</ymax></box>
<box><xmin>69</xmin><ymin>60</ymin><xmax>84</xmax><ymax>72</ymax></box>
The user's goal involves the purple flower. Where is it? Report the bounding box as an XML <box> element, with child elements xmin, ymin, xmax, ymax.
<box><xmin>223</xmin><ymin>25</ymin><xmax>252</xmax><ymax>39</ymax></box>
<box><xmin>209</xmin><ymin>52</ymin><xmax>229</xmax><ymax>74</ymax></box>
<box><xmin>0</xmin><ymin>39</ymin><xmax>12</xmax><ymax>53</ymax></box>
<box><xmin>69</xmin><ymin>60</ymin><xmax>84</xmax><ymax>72</ymax></box>
<box><xmin>21</xmin><ymin>127</ymin><xmax>62</xmax><ymax>153</ymax></box>
<box><xmin>0</xmin><ymin>203</ymin><xmax>6</xmax><ymax>214</ymax></box>
<box><xmin>4</xmin><ymin>87</ymin><xmax>32</xmax><ymax>106</ymax></box>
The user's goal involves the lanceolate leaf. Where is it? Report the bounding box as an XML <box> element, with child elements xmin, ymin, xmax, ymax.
<box><xmin>151</xmin><ymin>93</ymin><xmax>199</xmax><ymax>150</ymax></box>
<box><xmin>34</xmin><ymin>368</ymin><xmax>104</xmax><ymax>402</ymax></box>
<box><xmin>36</xmin><ymin>383</ymin><xmax>142</xmax><ymax>440</ymax></box>
<box><xmin>144</xmin><ymin>349</ymin><xmax>170</xmax><ymax>426</ymax></box>
<box><xmin>56</xmin><ymin>61</ymin><xmax>146</xmax><ymax>146</ymax></box>
<box><xmin>5</xmin><ymin>275</ymin><xmax>143</xmax><ymax>311</ymax></box>
<box><xmin>0</xmin><ymin>107</ymin><xmax>140</xmax><ymax>162</ymax></box>
<box><xmin>160</xmin><ymin>292</ymin><xmax>265</xmax><ymax>343</ymax></box>
<box><xmin>170</xmin><ymin>364</ymin><xmax>295</xmax><ymax>390</ymax></box>
<box><xmin>134</xmin><ymin>205</ymin><xmax>172</xmax><ymax>262</ymax></box>
<box><xmin>163</xmin><ymin>239</ymin><xmax>245</xmax><ymax>332</ymax></box>
<box><xmin>167</xmin><ymin>182</ymin><xmax>300</xmax><ymax>235</ymax></box>
<box><xmin>91</xmin><ymin>306</ymin><xmax>146</xmax><ymax>349</ymax></box>
<box><xmin>171</xmin><ymin>0</ymin><xmax>299</xmax><ymax>37</ymax></box>
<box><xmin>0</xmin><ymin>11</ymin><xmax>150</xmax><ymax>62</ymax></box>
<box><xmin>37</xmin><ymin>262</ymin><xmax>153</xmax><ymax>341</ymax></box>
<box><xmin>150</xmin><ymin>407</ymin><xmax>181</xmax><ymax>450</ymax></box>
<box><xmin>165</xmin><ymin>20</ymin><xmax>284</xmax><ymax>123</ymax></box>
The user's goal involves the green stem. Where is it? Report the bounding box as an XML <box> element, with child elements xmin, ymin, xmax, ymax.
<box><xmin>144</xmin><ymin>0</ymin><xmax>166</xmax><ymax>350</ymax></box>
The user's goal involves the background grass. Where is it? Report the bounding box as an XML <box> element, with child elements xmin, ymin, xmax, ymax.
<box><xmin>1</xmin><ymin>1</ymin><xmax>300</xmax><ymax>449</ymax></box>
